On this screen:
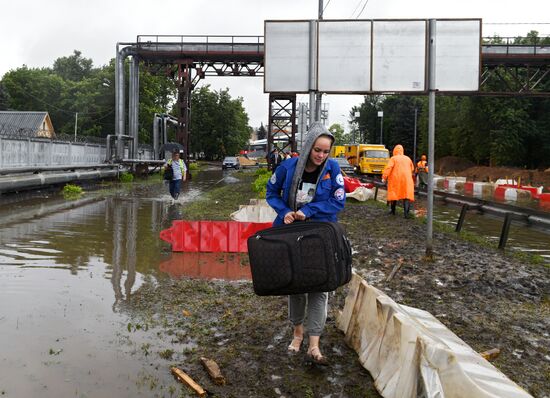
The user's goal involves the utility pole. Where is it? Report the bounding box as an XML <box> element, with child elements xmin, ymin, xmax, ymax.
<box><xmin>74</xmin><ymin>112</ymin><xmax>78</xmax><ymax>142</ymax></box>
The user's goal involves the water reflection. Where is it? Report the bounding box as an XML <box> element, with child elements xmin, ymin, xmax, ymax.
<box><xmin>415</xmin><ymin>201</ymin><xmax>550</xmax><ymax>262</ymax></box>
<box><xmin>159</xmin><ymin>252</ymin><xmax>251</xmax><ymax>280</ymax></box>
<box><xmin>0</xmin><ymin>170</ymin><xmax>232</xmax><ymax>397</ymax></box>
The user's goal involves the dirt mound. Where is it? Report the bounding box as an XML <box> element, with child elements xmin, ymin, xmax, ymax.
<box><xmin>434</xmin><ymin>156</ymin><xmax>550</xmax><ymax>187</ymax></box>
<box><xmin>435</xmin><ymin>156</ymin><xmax>475</xmax><ymax>174</ymax></box>
<box><xmin>459</xmin><ymin>166</ymin><xmax>550</xmax><ymax>187</ymax></box>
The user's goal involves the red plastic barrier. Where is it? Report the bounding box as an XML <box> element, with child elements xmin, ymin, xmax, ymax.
<box><xmin>497</xmin><ymin>184</ymin><xmax>541</xmax><ymax>199</ymax></box>
<box><xmin>539</xmin><ymin>193</ymin><xmax>550</xmax><ymax>211</ymax></box>
<box><xmin>160</xmin><ymin>220</ymin><xmax>272</xmax><ymax>253</ymax></box>
<box><xmin>464</xmin><ymin>181</ymin><xmax>474</xmax><ymax>196</ymax></box>
<box><xmin>343</xmin><ymin>176</ymin><xmax>374</xmax><ymax>193</ymax></box>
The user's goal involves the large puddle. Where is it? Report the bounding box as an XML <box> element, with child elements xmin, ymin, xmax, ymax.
<box><xmin>417</xmin><ymin>202</ymin><xmax>550</xmax><ymax>263</ymax></box>
<box><xmin>0</xmin><ymin>168</ymin><xmax>243</xmax><ymax>397</ymax></box>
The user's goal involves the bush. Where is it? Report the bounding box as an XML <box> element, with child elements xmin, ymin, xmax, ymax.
<box><xmin>119</xmin><ymin>172</ymin><xmax>134</xmax><ymax>183</ymax></box>
<box><xmin>189</xmin><ymin>162</ymin><xmax>199</xmax><ymax>171</ymax></box>
<box><xmin>62</xmin><ymin>184</ymin><xmax>83</xmax><ymax>200</ymax></box>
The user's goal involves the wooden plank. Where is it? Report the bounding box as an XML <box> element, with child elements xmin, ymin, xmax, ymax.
<box><xmin>170</xmin><ymin>367</ymin><xmax>207</xmax><ymax>397</ymax></box>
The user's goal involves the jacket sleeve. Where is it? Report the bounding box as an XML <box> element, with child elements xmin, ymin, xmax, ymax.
<box><xmin>382</xmin><ymin>157</ymin><xmax>395</xmax><ymax>181</ymax></box>
<box><xmin>299</xmin><ymin>162</ymin><xmax>345</xmax><ymax>218</ymax></box>
<box><xmin>266</xmin><ymin>166</ymin><xmax>293</xmax><ymax>219</ymax></box>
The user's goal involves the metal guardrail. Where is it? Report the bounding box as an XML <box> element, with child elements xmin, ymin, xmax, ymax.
<box><xmin>136</xmin><ymin>34</ymin><xmax>264</xmax><ymax>55</ymax></box>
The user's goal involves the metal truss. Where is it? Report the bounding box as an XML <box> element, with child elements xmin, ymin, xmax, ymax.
<box><xmin>479</xmin><ymin>64</ymin><xmax>550</xmax><ymax>96</ymax></box>
<box><xmin>267</xmin><ymin>94</ymin><xmax>297</xmax><ymax>167</ymax></box>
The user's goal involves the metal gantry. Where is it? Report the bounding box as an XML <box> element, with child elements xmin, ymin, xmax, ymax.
<box><xmin>267</xmin><ymin>94</ymin><xmax>297</xmax><ymax>161</ymax></box>
<box><xmin>114</xmin><ymin>34</ymin><xmax>550</xmax><ymax>165</ymax></box>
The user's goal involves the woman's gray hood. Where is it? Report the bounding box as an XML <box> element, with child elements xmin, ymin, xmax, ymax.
<box><xmin>287</xmin><ymin>122</ymin><xmax>334</xmax><ymax>211</ymax></box>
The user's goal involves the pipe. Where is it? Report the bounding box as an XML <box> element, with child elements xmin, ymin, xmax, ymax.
<box><xmin>153</xmin><ymin>113</ymin><xmax>159</xmax><ymax>160</ymax></box>
<box><xmin>0</xmin><ymin>164</ymin><xmax>118</xmax><ymax>175</ymax></box>
<box><xmin>0</xmin><ymin>170</ymin><xmax>119</xmax><ymax>194</ymax></box>
<box><xmin>115</xmin><ymin>44</ymin><xmax>136</xmax><ymax>161</ymax></box>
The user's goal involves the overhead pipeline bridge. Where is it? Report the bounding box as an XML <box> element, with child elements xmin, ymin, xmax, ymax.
<box><xmin>115</xmin><ymin>33</ymin><xmax>550</xmax><ymax>164</ymax></box>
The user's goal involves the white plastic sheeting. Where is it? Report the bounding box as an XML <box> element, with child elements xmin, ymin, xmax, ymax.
<box><xmin>230</xmin><ymin>199</ymin><xmax>276</xmax><ymax>223</ymax></box>
<box><xmin>337</xmin><ymin>273</ymin><xmax>533</xmax><ymax>398</ymax></box>
<box><xmin>347</xmin><ymin>186</ymin><xmax>375</xmax><ymax>201</ymax></box>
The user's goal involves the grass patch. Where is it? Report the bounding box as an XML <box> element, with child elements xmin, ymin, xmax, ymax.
<box><xmin>62</xmin><ymin>183</ymin><xmax>83</xmax><ymax>200</ymax></box>
<box><xmin>119</xmin><ymin>172</ymin><xmax>134</xmax><ymax>183</ymax></box>
<box><xmin>182</xmin><ymin>173</ymin><xmax>256</xmax><ymax>220</ymax></box>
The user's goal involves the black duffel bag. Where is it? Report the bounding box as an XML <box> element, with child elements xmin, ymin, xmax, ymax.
<box><xmin>163</xmin><ymin>165</ymin><xmax>173</xmax><ymax>181</ymax></box>
<box><xmin>247</xmin><ymin>221</ymin><xmax>352</xmax><ymax>296</ymax></box>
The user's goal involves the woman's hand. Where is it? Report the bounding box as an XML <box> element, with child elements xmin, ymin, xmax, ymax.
<box><xmin>284</xmin><ymin>212</ymin><xmax>295</xmax><ymax>224</ymax></box>
<box><xmin>294</xmin><ymin>210</ymin><xmax>306</xmax><ymax>221</ymax></box>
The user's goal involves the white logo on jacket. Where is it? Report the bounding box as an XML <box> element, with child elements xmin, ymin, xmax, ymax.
<box><xmin>270</xmin><ymin>173</ymin><xmax>277</xmax><ymax>184</ymax></box>
<box><xmin>334</xmin><ymin>188</ymin><xmax>345</xmax><ymax>201</ymax></box>
<box><xmin>336</xmin><ymin>173</ymin><xmax>344</xmax><ymax>186</ymax></box>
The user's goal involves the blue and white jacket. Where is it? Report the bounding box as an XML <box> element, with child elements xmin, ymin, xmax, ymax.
<box><xmin>266</xmin><ymin>156</ymin><xmax>346</xmax><ymax>226</ymax></box>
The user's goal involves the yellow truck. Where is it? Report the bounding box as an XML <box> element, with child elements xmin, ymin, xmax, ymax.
<box><xmin>345</xmin><ymin>144</ymin><xmax>390</xmax><ymax>175</ymax></box>
<box><xmin>330</xmin><ymin>145</ymin><xmax>346</xmax><ymax>158</ymax></box>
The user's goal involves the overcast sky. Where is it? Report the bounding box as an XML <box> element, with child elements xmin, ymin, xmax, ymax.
<box><xmin>1</xmin><ymin>0</ymin><xmax>548</xmax><ymax>132</ymax></box>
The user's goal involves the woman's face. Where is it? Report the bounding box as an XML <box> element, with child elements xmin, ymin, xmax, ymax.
<box><xmin>308</xmin><ymin>136</ymin><xmax>332</xmax><ymax>167</ymax></box>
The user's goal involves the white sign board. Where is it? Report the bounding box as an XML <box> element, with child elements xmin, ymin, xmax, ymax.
<box><xmin>372</xmin><ymin>20</ymin><xmax>426</xmax><ymax>92</ymax></box>
<box><xmin>435</xmin><ymin>20</ymin><xmax>481</xmax><ymax>91</ymax></box>
<box><xmin>318</xmin><ymin>20</ymin><xmax>372</xmax><ymax>92</ymax></box>
<box><xmin>264</xmin><ymin>19</ymin><xmax>481</xmax><ymax>94</ymax></box>
<box><xmin>264</xmin><ymin>21</ymin><xmax>310</xmax><ymax>93</ymax></box>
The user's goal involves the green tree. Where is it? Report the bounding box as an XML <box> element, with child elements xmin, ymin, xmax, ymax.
<box><xmin>53</xmin><ymin>50</ymin><xmax>93</xmax><ymax>81</ymax></box>
<box><xmin>351</xmin><ymin>95</ymin><xmax>383</xmax><ymax>144</ymax></box>
<box><xmin>328</xmin><ymin>123</ymin><xmax>348</xmax><ymax>145</ymax></box>
<box><xmin>189</xmin><ymin>85</ymin><xmax>250</xmax><ymax>159</ymax></box>
<box><xmin>256</xmin><ymin>123</ymin><xmax>267</xmax><ymax>140</ymax></box>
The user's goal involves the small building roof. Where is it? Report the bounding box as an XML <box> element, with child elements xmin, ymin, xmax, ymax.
<box><xmin>0</xmin><ymin>111</ymin><xmax>55</xmax><ymax>138</ymax></box>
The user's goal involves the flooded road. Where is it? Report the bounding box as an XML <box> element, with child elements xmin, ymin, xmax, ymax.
<box><xmin>0</xmin><ymin>168</ymin><xmax>235</xmax><ymax>397</ymax></box>
<box><xmin>1</xmin><ymin>167</ymin><xmax>547</xmax><ymax>397</ymax></box>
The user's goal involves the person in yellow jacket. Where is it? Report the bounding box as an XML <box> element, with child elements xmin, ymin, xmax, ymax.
<box><xmin>382</xmin><ymin>144</ymin><xmax>415</xmax><ymax>218</ymax></box>
<box><xmin>164</xmin><ymin>149</ymin><xmax>187</xmax><ymax>200</ymax></box>
<box><xmin>415</xmin><ymin>154</ymin><xmax>428</xmax><ymax>190</ymax></box>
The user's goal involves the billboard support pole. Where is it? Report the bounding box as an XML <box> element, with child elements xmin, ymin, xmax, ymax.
<box><xmin>315</xmin><ymin>0</ymin><xmax>323</xmax><ymax>123</ymax></box>
<box><xmin>308</xmin><ymin>19</ymin><xmax>318</xmax><ymax>126</ymax></box>
<box><xmin>426</xmin><ymin>19</ymin><xmax>437</xmax><ymax>259</ymax></box>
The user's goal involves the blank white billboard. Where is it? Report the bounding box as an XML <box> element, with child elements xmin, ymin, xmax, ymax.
<box><xmin>264</xmin><ymin>21</ymin><xmax>310</xmax><ymax>93</ymax></box>
<box><xmin>264</xmin><ymin>19</ymin><xmax>480</xmax><ymax>94</ymax></box>
<box><xmin>372</xmin><ymin>20</ymin><xmax>426</xmax><ymax>92</ymax></box>
<box><xmin>318</xmin><ymin>20</ymin><xmax>372</xmax><ymax>92</ymax></box>
<box><xmin>435</xmin><ymin>20</ymin><xmax>481</xmax><ymax>91</ymax></box>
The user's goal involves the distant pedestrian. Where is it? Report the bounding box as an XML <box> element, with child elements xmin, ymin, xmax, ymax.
<box><xmin>164</xmin><ymin>149</ymin><xmax>187</xmax><ymax>200</ymax></box>
<box><xmin>382</xmin><ymin>144</ymin><xmax>415</xmax><ymax>218</ymax></box>
<box><xmin>415</xmin><ymin>154</ymin><xmax>428</xmax><ymax>190</ymax></box>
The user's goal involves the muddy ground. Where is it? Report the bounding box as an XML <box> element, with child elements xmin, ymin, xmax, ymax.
<box><xmin>120</xmin><ymin>172</ymin><xmax>549</xmax><ymax>397</ymax></box>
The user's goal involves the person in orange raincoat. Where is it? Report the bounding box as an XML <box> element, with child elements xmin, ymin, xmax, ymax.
<box><xmin>382</xmin><ymin>144</ymin><xmax>415</xmax><ymax>218</ymax></box>
<box><xmin>415</xmin><ymin>154</ymin><xmax>429</xmax><ymax>190</ymax></box>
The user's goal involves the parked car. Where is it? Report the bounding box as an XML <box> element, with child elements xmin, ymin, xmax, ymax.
<box><xmin>222</xmin><ymin>156</ymin><xmax>240</xmax><ymax>170</ymax></box>
<box><xmin>334</xmin><ymin>156</ymin><xmax>355</xmax><ymax>175</ymax></box>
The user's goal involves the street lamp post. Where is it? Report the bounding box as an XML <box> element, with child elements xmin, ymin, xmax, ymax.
<box><xmin>413</xmin><ymin>107</ymin><xmax>418</xmax><ymax>165</ymax></box>
<box><xmin>377</xmin><ymin>111</ymin><xmax>384</xmax><ymax>144</ymax></box>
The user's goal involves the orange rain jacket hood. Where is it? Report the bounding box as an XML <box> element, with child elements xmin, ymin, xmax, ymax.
<box><xmin>382</xmin><ymin>144</ymin><xmax>415</xmax><ymax>201</ymax></box>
